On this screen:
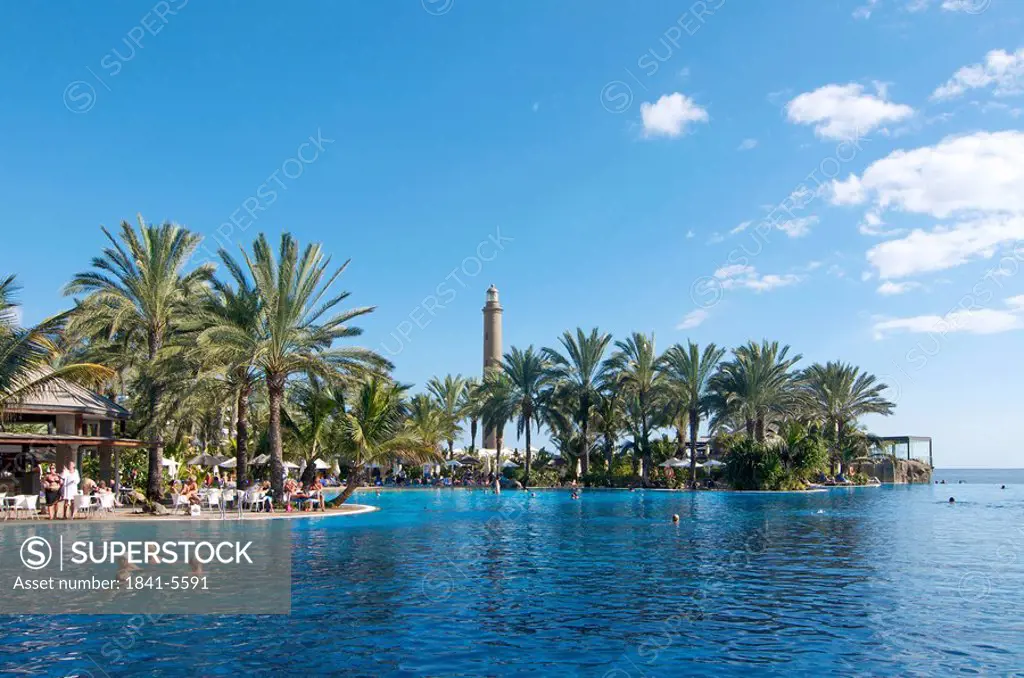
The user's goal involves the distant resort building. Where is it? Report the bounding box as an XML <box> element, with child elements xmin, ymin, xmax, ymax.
<box><xmin>0</xmin><ymin>373</ymin><xmax>144</xmax><ymax>494</ymax></box>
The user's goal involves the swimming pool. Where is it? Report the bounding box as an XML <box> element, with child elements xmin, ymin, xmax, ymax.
<box><xmin>2</xmin><ymin>483</ymin><xmax>1022</xmax><ymax>676</ymax></box>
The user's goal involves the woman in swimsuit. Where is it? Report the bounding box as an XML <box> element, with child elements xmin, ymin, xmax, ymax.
<box><xmin>42</xmin><ymin>464</ymin><xmax>62</xmax><ymax>520</ymax></box>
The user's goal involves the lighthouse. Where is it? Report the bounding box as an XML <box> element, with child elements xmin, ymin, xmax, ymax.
<box><xmin>482</xmin><ymin>284</ymin><xmax>503</xmax><ymax>448</ymax></box>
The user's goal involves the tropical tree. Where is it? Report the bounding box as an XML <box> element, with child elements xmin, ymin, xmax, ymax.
<box><xmin>607</xmin><ymin>332</ymin><xmax>666</xmax><ymax>485</ymax></box>
<box><xmin>64</xmin><ymin>217</ymin><xmax>211</xmax><ymax>500</ymax></box>
<box><xmin>709</xmin><ymin>340</ymin><xmax>802</xmax><ymax>442</ymax></box>
<box><xmin>427</xmin><ymin>374</ymin><xmax>466</xmax><ymax>459</ymax></box>
<box><xmin>594</xmin><ymin>388</ymin><xmax>623</xmax><ymax>474</ymax></box>
<box><xmin>542</xmin><ymin>328</ymin><xmax>612</xmax><ymax>477</ymax></box>
<box><xmin>459</xmin><ymin>377</ymin><xmax>482</xmax><ymax>454</ymax></box>
<box><xmin>500</xmin><ymin>346</ymin><xmax>550</xmax><ymax>485</ymax></box>
<box><xmin>407</xmin><ymin>393</ymin><xmax>446</xmax><ymax>458</ymax></box>
<box><xmin>0</xmin><ymin>275</ymin><xmax>112</xmax><ymax>417</ymax></box>
<box><xmin>335</xmin><ymin>377</ymin><xmax>439</xmax><ymax>504</ymax></box>
<box><xmin>658</xmin><ymin>341</ymin><xmax>725</xmax><ymax>488</ymax></box>
<box><xmin>478</xmin><ymin>370</ymin><xmax>515</xmax><ymax>491</ymax></box>
<box><xmin>800</xmin><ymin>361</ymin><xmax>895</xmax><ymax>472</ymax></box>
<box><xmin>283</xmin><ymin>376</ymin><xmax>345</xmax><ymax>484</ymax></box>
<box><xmin>194</xmin><ymin>257</ymin><xmax>263</xmax><ymax>486</ymax></box>
<box><xmin>224</xmin><ymin>233</ymin><xmax>388</xmax><ymax>500</ymax></box>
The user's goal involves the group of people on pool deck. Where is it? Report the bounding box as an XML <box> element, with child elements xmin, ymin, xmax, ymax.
<box><xmin>39</xmin><ymin>461</ymin><xmax>119</xmax><ymax>520</ymax></box>
<box><xmin>173</xmin><ymin>476</ymin><xmax>327</xmax><ymax>512</ymax></box>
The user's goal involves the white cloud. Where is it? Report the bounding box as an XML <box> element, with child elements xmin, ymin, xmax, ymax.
<box><xmin>532</xmin><ymin>101</ymin><xmax>540</xmax><ymax>112</ymax></box>
<box><xmin>714</xmin><ymin>264</ymin><xmax>754</xmax><ymax>278</ymax></box>
<box><xmin>866</xmin><ymin>216</ymin><xmax>1024</xmax><ymax>279</ymax></box>
<box><xmin>676</xmin><ymin>309</ymin><xmax>708</xmax><ymax>330</ymax></box>
<box><xmin>830</xmin><ymin>131</ymin><xmax>1024</xmax><ymax>218</ymax></box>
<box><xmin>941</xmin><ymin>0</ymin><xmax>989</xmax><ymax>11</ymax></box>
<box><xmin>872</xmin><ymin>299</ymin><xmax>1024</xmax><ymax>339</ymax></box>
<box><xmin>713</xmin><ymin>264</ymin><xmax>803</xmax><ymax>292</ymax></box>
<box><xmin>737</xmin><ymin>138</ymin><xmax>758</xmax><ymax>151</ymax></box>
<box><xmin>853</xmin><ymin>0</ymin><xmax>880</xmax><ymax>19</ymax></box>
<box><xmin>785</xmin><ymin>83</ymin><xmax>913</xmax><ymax>140</ymax></box>
<box><xmin>932</xmin><ymin>47</ymin><xmax>1024</xmax><ymax>100</ymax></box>
<box><xmin>729</xmin><ymin>220</ymin><xmax>753</xmax><ymax>235</ymax></box>
<box><xmin>877</xmin><ymin>280</ymin><xmax>923</xmax><ymax>295</ymax></box>
<box><xmin>686</xmin><ymin>229</ymin><xmax>696</xmax><ymax>239</ymax></box>
<box><xmin>640</xmin><ymin>93</ymin><xmax>709</xmax><ymax>138</ymax></box>
<box><xmin>707</xmin><ymin>232</ymin><xmax>725</xmax><ymax>245</ymax></box>
<box><xmin>777</xmin><ymin>216</ymin><xmax>818</xmax><ymax>238</ymax></box>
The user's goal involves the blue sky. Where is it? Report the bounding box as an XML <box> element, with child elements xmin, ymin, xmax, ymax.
<box><xmin>2</xmin><ymin>0</ymin><xmax>1022</xmax><ymax>467</ymax></box>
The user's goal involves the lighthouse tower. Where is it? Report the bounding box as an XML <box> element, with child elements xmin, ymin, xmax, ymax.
<box><xmin>482</xmin><ymin>285</ymin><xmax>503</xmax><ymax>448</ymax></box>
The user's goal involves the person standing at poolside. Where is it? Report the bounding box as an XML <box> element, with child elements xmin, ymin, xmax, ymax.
<box><xmin>42</xmin><ymin>464</ymin><xmax>62</xmax><ymax>520</ymax></box>
<box><xmin>61</xmin><ymin>460</ymin><xmax>81</xmax><ymax>520</ymax></box>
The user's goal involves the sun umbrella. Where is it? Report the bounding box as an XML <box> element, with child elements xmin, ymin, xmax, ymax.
<box><xmin>251</xmin><ymin>454</ymin><xmax>271</xmax><ymax>465</ymax></box>
<box><xmin>501</xmin><ymin>460</ymin><xmax>519</xmax><ymax>469</ymax></box>
<box><xmin>218</xmin><ymin>457</ymin><xmax>237</xmax><ymax>468</ymax></box>
<box><xmin>703</xmin><ymin>459</ymin><xmax>725</xmax><ymax>468</ymax></box>
<box><xmin>312</xmin><ymin>458</ymin><xmax>330</xmax><ymax>470</ymax></box>
<box><xmin>660</xmin><ymin>457</ymin><xmax>691</xmax><ymax>468</ymax></box>
<box><xmin>186</xmin><ymin>453</ymin><xmax>226</xmax><ymax>467</ymax></box>
<box><xmin>282</xmin><ymin>461</ymin><xmax>299</xmax><ymax>470</ymax></box>
<box><xmin>444</xmin><ymin>460</ymin><xmax>463</xmax><ymax>468</ymax></box>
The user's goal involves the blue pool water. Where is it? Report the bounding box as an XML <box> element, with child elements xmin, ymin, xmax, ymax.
<box><xmin>2</xmin><ymin>482</ymin><xmax>1024</xmax><ymax>676</ymax></box>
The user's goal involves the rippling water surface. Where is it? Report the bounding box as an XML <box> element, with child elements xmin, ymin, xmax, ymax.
<box><xmin>2</xmin><ymin>483</ymin><xmax>1023</xmax><ymax>676</ymax></box>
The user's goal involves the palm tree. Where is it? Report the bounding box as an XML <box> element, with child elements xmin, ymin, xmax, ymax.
<box><xmin>542</xmin><ymin>328</ymin><xmax>612</xmax><ymax>477</ymax></box>
<box><xmin>283</xmin><ymin>376</ymin><xmax>345</xmax><ymax>484</ymax></box>
<box><xmin>801</xmin><ymin>361</ymin><xmax>894</xmax><ymax>473</ymax></box>
<box><xmin>607</xmin><ymin>332</ymin><xmax>666</xmax><ymax>485</ymax></box>
<box><xmin>459</xmin><ymin>377</ymin><xmax>482</xmax><ymax>454</ymax></box>
<box><xmin>336</xmin><ymin>378</ymin><xmax>439</xmax><ymax>504</ymax></box>
<box><xmin>225</xmin><ymin>233</ymin><xmax>388</xmax><ymax>500</ymax></box>
<box><xmin>408</xmin><ymin>393</ymin><xmax>446</xmax><ymax>452</ymax></box>
<box><xmin>427</xmin><ymin>374</ymin><xmax>466</xmax><ymax>459</ymax></box>
<box><xmin>64</xmin><ymin>217</ymin><xmax>211</xmax><ymax>499</ymax></box>
<box><xmin>658</xmin><ymin>341</ymin><xmax>725</xmax><ymax>488</ymax></box>
<box><xmin>500</xmin><ymin>346</ymin><xmax>550</xmax><ymax>486</ymax></box>
<box><xmin>479</xmin><ymin>371</ymin><xmax>515</xmax><ymax>492</ymax></box>
<box><xmin>709</xmin><ymin>340</ymin><xmax>802</xmax><ymax>443</ymax></box>
<box><xmin>195</xmin><ymin>255</ymin><xmax>263</xmax><ymax>486</ymax></box>
<box><xmin>0</xmin><ymin>275</ymin><xmax>112</xmax><ymax>417</ymax></box>
<box><xmin>594</xmin><ymin>389</ymin><xmax>623</xmax><ymax>474</ymax></box>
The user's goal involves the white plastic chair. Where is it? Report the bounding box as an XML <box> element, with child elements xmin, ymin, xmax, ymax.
<box><xmin>73</xmin><ymin>494</ymin><xmax>94</xmax><ymax>519</ymax></box>
<box><xmin>10</xmin><ymin>495</ymin><xmax>25</xmax><ymax>520</ymax></box>
<box><xmin>171</xmin><ymin>492</ymin><xmax>190</xmax><ymax>514</ymax></box>
<box><xmin>240</xmin><ymin>488</ymin><xmax>259</xmax><ymax>512</ymax></box>
<box><xmin>97</xmin><ymin>492</ymin><xmax>116</xmax><ymax>516</ymax></box>
<box><xmin>206</xmin><ymin>489</ymin><xmax>227</xmax><ymax>518</ymax></box>
<box><xmin>23</xmin><ymin>495</ymin><xmax>39</xmax><ymax>519</ymax></box>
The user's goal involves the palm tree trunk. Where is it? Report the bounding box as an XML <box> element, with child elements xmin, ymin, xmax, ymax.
<box><xmin>689</xmin><ymin>408</ymin><xmax>699</xmax><ymax>489</ymax></box>
<box><xmin>580</xmin><ymin>398</ymin><xmax>591</xmax><ymax>478</ymax></box>
<box><xmin>604</xmin><ymin>437</ymin><xmax>614</xmax><ymax>475</ymax></box>
<box><xmin>524</xmin><ymin>424</ymin><xmax>532</xmax><ymax>487</ymax></box>
<box><xmin>447</xmin><ymin>439</ymin><xmax>454</xmax><ymax>460</ymax></box>
<box><xmin>494</xmin><ymin>429</ymin><xmax>503</xmax><ymax>493</ymax></box>
<box><xmin>470</xmin><ymin>418</ymin><xmax>478</xmax><ymax>454</ymax></box>
<box><xmin>755</xmin><ymin>417</ymin><xmax>765</xmax><ymax>442</ymax></box>
<box><xmin>267</xmin><ymin>373</ymin><xmax>286</xmax><ymax>501</ymax></box>
<box><xmin>145</xmin><ymin>330</ymin><xmax>164</xmax><ymax>501</ymax></box>
<box><xmin>235</xmin><ymin>383</ymin><xmax>250</xmax><ymax>487</ymax></box>
<box><xmin>745</xmin><ymin>418</ymin><xmax>755</xmax><ymax>439</ymax></box>
<box><xmin>336</xmin><ymin>465</ymin><xmax>362</xmax><ymax>505</ymax></box>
